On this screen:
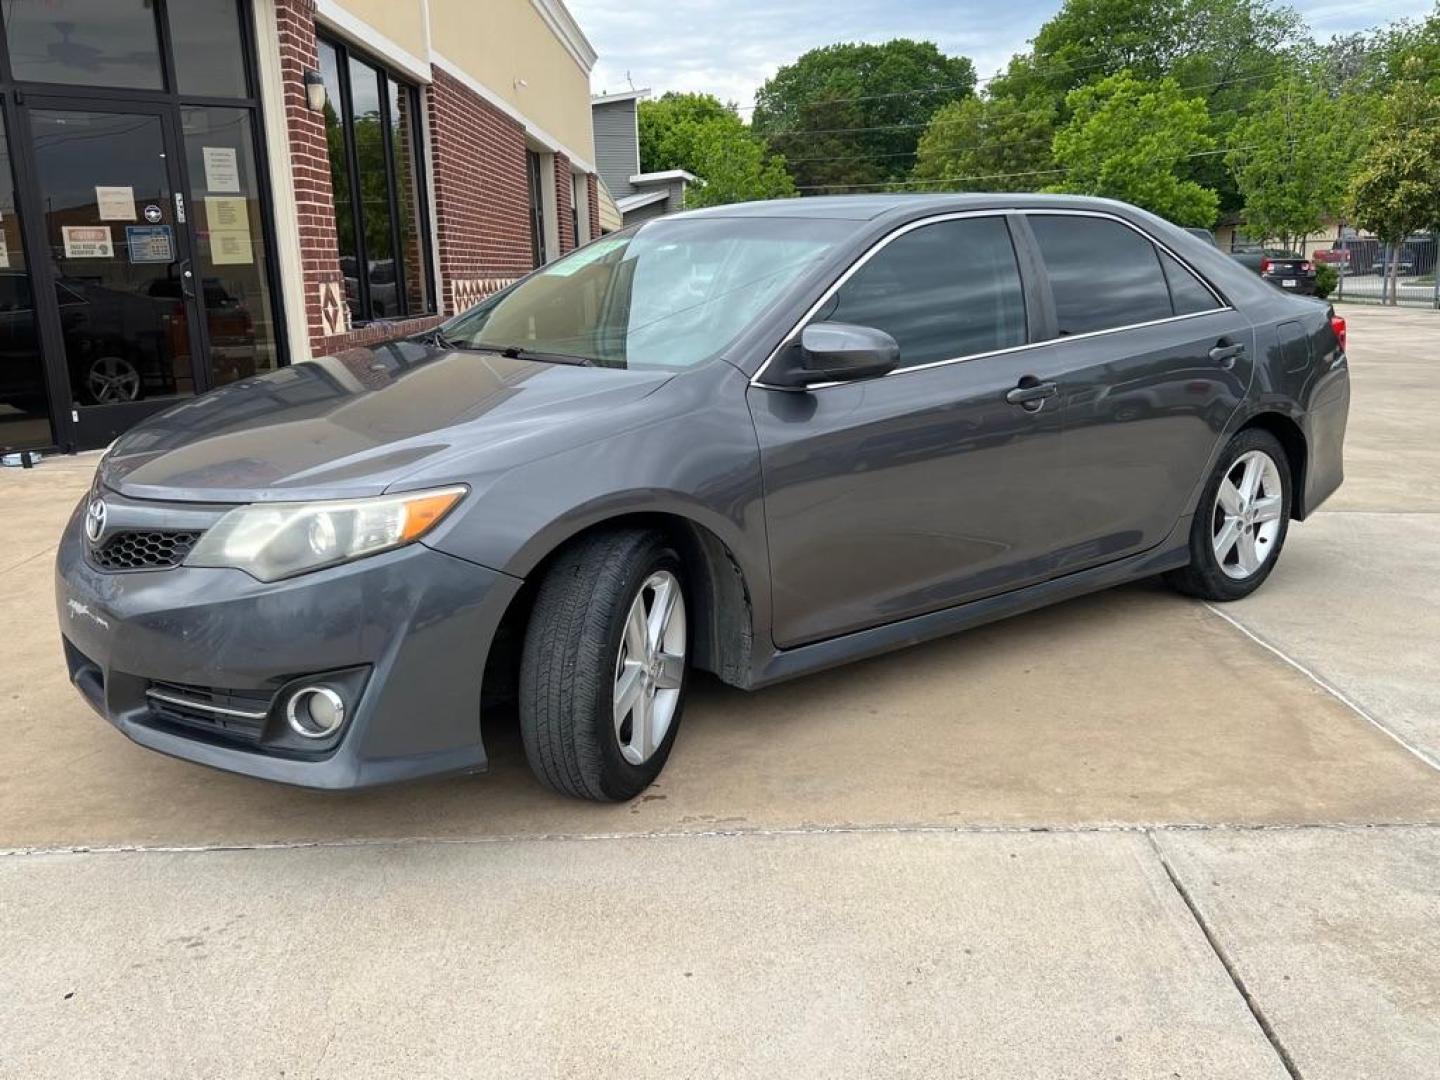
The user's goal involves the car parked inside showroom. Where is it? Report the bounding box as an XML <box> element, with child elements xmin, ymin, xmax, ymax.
<box><xmin>57</xmin><ymin>194</ymin><xmax>1350</xmax><ymax>801</ymax></box>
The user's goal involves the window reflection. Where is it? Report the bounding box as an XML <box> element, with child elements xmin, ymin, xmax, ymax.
<box><xmin>4</xmin><ymin>0</ymin><xmax>163</xmax><ymax>90</ymax></box>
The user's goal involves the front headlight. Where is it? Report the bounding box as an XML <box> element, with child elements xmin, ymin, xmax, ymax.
<box><xmin>185</xmin><ymin>486</ymin><xmax>466</xmax><ymax>581</ymax></box>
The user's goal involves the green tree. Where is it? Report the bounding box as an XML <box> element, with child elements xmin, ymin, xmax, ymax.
<box><xmin>910</xmin><ymin>94</ymin><xmax>1058</xmax><ymax>191</ymax></box>
<box><xmin>988</xmin><ymin>0</ymin><xmax>1304</xmax><ymax>211</ymax></box>
<box><xmin>1049</xmin><ymin>71</ymin><xmax>1220</xmax><ymax>225</ymax></box>
<box><xmin>751</xmin><ymin>40</ymin><xmax>976</xmax><ymax>192</ymax></box>
<box><xmin>637</xmin><ymin>93</ymin><xmax>795</xmax><ymax>207</ymax></box>
<box><xmin>1226</xmin><ymin>76</ymin><xmax>1368</xmax><ymax>248</ymax></box>
<box><xmin>1346</xmin><ymin>65</ymin><xmax>1440</xmax><ymax>303</ymax></box>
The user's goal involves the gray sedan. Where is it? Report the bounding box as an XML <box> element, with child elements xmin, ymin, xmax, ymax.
<box><xmin>56</xmin><ymin>194</ymin><xmax>1350</xmax><ymax>801</ymax></box>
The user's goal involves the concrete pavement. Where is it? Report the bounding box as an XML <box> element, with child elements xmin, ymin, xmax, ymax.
<box><xmin>1</xmin><ymin>305</ymin><xmax>1437</xmax><ymax>1077</ymax></box>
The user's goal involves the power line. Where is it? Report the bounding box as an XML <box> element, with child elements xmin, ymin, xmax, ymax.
<box><xmin>759</xmin><ymin>61</ymin><xmax>1366</xmax><ymax>141</ymax></box>
<box><xmin>792</xmin><ymin>115</ymin><xmax>1440</xmax><ymax>190</ymax></box>
<box><xmin>735</xmin><ymin>33</ymin><xmax>1318</xmax><ymax>122</ymax></box>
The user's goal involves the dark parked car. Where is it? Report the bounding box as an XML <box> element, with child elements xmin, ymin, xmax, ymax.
<box><xmin>56</xmin><ymin>195</ymin><xmax>1350</xmax><ymax>801</ymax></box>
<box><xmin>1230</xmin><ymin>246</ymin><xmax>1318</xmax><ymax>294</ymax></box>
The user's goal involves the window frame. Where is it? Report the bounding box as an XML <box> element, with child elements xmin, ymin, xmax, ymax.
<box><xmin>752</xmin><ymin>208</ymin><xmax>1234</xmax><ymax>391</ymax></box>
<box><xmin>316</xmin><ymin>31</ymin><xmax>435</xmax><ymax>325</ymax></box>
<box><xmin>1022</xmin><ymin>210</ymin><xmax>1226</xmax><ymax>337</ymax></box>
<box><xmin>526</xmin><ymin>150</ymin><xmax>548</xmax><ymax>268</ymax></box>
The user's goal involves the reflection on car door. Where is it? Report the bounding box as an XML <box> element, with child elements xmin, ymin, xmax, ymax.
<box><xmin>749</xmin><ymin>214</ymin><xmax>1073</xmax><ymax>649</ymax></box>
<box><xmin>1024</xmin><ymin>213</ymin><xmax>1255</xmax><ymax>573</ymax></box>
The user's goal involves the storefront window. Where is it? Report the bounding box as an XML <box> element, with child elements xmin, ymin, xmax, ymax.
<box><xmin>3</xmin><ymin>0</ymin><xmax>163</xmax><ymax>90</ymax></box>
<box><xmin>527</xmin><ymin>151</ymin><xmax>547</xmax><ymax>268</ymax></box>
<box><xmin>317</xmin><ymin>35</ymin><xmax>432</xmax><ymax>324</ymax></box>
<box><xmin>0</xmin><ymin>114</ymin><xmax>50</xmax><ymax>451</ymax></box>
<box><xmin>167</xmin><ymin>0</ymin><xmax>249</xmax><ymax>99</ymax></box>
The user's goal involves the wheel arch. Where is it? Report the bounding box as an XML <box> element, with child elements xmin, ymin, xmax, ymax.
<box><xmin>480</xmin><ymin>512</ymin><xmax>758</xmax><ymax>722</ymax></box>
<box><xmin>1237</xmin><ymin>411</ymin><xmax>1310</xmax><ymax>519</ymax></box>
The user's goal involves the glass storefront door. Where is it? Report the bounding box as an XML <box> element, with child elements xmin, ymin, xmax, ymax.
<box><xmin>21</xmin><ymin>102</ymin><xmax>209</xmax><ymax>446</ymax></box>
<box><xmin>0</xmin><ymin>0</ymin><xmax>284</xmax><ymax>452</ymax></box>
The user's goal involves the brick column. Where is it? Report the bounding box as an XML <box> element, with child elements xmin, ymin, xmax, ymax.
<box><xmin>427</xmin><ymin>66</ymin><xmax>535</xmax><ymax>314</ymax></box>
<box><xmin>273</xmin><ymin>0</ymin><xmax>347</xmax><ymax>351</ymax></box>
<box><xmin>586</xmin><ymin>173</ymin><xmax>601</xmax><ymax>241</ymax></box>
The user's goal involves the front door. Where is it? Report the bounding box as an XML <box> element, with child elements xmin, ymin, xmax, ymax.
<box><xmin>750</xmin><ymin>214</ymin><xmax>1071</xmax><ymax>649</ymax></box>
<box><xmin>18</xmin><ymin>100</ymin><xmax>208</xmax><ymax>448</ymax></box>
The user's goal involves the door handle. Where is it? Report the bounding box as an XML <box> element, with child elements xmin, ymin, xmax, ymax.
<box><xmin>1006</xmin><ymin>377</ymin><xmax>1058</xmax><ymax>411</ymax></box>
<box><xmin>1209</xmin><ymin>342</ymin><xmax>1246</xmax><ymax>369</ymax></box>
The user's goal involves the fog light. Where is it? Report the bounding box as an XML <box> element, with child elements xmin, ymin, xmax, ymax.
<box><xmin>286</xmin><ymin>686</ymin><xmax>346</xmax><ymax>739</ymax></box>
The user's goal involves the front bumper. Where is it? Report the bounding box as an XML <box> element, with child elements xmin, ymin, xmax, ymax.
<box><xmin>55</xmin><ymin>500</ymin><xmax>522</xmax><ymax>789</ymax></box>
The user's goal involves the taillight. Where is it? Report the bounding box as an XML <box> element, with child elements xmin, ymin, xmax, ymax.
<box><xmin>1260</xmin><ymin>257</ymin><xmax>1271</xmax><ymax>273</ymax></box>
<box><xmin>1330</xmin><ymin>314</ymin><xmax>1347</xmax><ymax>352</ymax></box>
<box><xmin>1301</xmin><ymin>261</ymin><xmax>1312</xmax><ymax>273</ymax></box>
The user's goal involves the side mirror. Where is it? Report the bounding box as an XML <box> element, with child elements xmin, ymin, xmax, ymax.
<box><xmin>766</xmin><ymin>321</ymin><xmax>900</xmax><ymax>388</ymax></box>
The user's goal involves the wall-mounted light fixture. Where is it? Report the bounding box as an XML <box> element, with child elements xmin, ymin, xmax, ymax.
<box><xmin>304</xmin><ymin>69</ymin><xmax>327</xmax><ymax>113</ymax></box>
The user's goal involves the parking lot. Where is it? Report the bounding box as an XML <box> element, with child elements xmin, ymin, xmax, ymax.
<box><xmin>2</xmin><ymin>304</ymin><xmax>1438</xmax><ymax>1078</ymax></box>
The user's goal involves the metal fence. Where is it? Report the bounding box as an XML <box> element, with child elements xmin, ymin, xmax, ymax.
<box><xmin>1291</xmin><ymin>231</ymin><xmax>1440</xmax><ymax>308</ymax></box>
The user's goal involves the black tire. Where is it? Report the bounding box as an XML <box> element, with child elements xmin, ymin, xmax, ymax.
<box><xmin>1166</xmin><ymin>428</ymin><xmax>1292</xmax><ymax>601</ymax></box>
<box><xmin>519</xmin><ymin>529</ymin><xmax>689</xmax><ymax>801</ymax></box>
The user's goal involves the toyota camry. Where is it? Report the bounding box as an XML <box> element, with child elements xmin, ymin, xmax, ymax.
<box><xmin>56</xmin><ymin>194</ymin><xmax>1350</xmax><ymax>800</ymax></box>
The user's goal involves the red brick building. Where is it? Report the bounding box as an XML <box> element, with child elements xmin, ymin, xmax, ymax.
<box><xmin>0</xmin><ymin>0</ymin><xmax>602</xmax><ymax>453</ymax></box>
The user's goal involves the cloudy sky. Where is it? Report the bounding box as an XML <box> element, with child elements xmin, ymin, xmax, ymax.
<box><xmin>567</xmin><ymin>0</ymin><xmax>1434</xmax><ymax>110</ymax></box>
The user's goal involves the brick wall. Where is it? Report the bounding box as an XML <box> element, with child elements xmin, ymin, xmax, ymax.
<box><xmin>587</xmin><ymin>173</ymin><xmax>600</xmax><ymax>241</ymax></box>
<box><xmin>428</xmin><ymin>65</ymin><xmax>534</xmax><ymax>314</ymax></box>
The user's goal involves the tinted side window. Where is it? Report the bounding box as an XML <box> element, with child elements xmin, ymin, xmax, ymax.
<box><xmin>818</xmin><ymin>216</ymin><xmax>1026</xmax><ymax>369</ymax></box>
<box><xmin>1029</xmin><ymin>215</ymin><xmax>1174</xmax><ymax>335</ymax></box>
<box><xmin>1160</xmin><ymin>251</ymin><xmax>1221</xmax><ymax>315</ymax></box>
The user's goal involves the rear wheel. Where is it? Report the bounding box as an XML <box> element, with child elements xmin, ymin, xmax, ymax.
<box><xmin>1166</xmin><ymin>429</ymin><xmax>1291</xmax><ymax>601</ymax></box>
<box><xmin>519</xmin><ymin>529</ymin><xmax>688</xmax><ymax>801</ymax></box>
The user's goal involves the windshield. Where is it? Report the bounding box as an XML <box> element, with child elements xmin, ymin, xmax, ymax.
<box><xmin>437</xmin><ymin>216</ymin><xmax>849</xmax><ymax>370</ymax></box>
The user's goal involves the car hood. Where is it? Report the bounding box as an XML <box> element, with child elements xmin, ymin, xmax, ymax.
<box><xmin>101</xmin><ymin>340</ymin><xmax>674</xmax><ymax>503</ymax></box>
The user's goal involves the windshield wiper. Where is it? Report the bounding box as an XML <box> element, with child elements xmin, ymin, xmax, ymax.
<box><xmin>414</xmin><ymin>326</ymin><xmax>459</xmax><ymax>349</ymax></box>
<box><xmin>490</xmin><ymin>344</ymin><xmax>592</xmax><ymax>366</ymax></box>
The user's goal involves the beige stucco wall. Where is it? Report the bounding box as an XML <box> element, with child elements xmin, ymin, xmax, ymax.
<box><xmin>428</xmin><ymin>0</ymin><xmax>595</xmax><ymax>165</ymax></box>
<box><xmin>327</xmin><ymin>0</ymin><xmax>428</xmax><ymax>64</ymax></box>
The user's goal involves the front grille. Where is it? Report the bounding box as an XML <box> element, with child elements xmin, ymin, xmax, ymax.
<box><xmin>92</xmin><ymin>529</ymin><xmax>202</xmax><ymax>571</ymax></box>
<box><xmin>144</xmin><ymin>681</ymin><xmax>274</xmax><ymax>745</ymax></box>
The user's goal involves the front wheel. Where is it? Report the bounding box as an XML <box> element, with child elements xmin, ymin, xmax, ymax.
<box><xmin>1166</xmin><ymin>429</ymin><xmax>1292</xmax><ymax>601</ymax></box>
<box><xmin>519</xmin><ymin>529</ymin><xmax>689</xmax><ymax>801</ymax></box>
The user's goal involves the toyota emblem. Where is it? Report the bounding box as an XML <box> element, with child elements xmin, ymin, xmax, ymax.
<box><xmin>85</xmin><ymin>498</ymin><xmax>108</xmax><ymax>544</ymax></box>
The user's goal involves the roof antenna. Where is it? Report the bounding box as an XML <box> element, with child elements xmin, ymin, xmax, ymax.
<box><xmin>626</xmin><ymin>70</ymin><xmax>635</xmax><ymax>91</ymax></box>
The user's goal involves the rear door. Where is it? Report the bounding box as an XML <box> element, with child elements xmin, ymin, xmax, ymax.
<box><xmin>749</xmin><ymin>213</ymin><xmax>1072</xmax><ymax>648</ymax></box>
<box><xmin>1020</xmin><ymin>212</ymin><xmax>1255</xmax><ymax>573</ymax></box>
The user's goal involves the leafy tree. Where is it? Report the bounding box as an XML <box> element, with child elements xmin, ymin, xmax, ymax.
<box><xmin>752</xmin><ymin>40</ymin><xmax>976</xmax><ymax>192</ymax></box>
<box><xmin>1346</xmin><ymin>64</ymin><xmax>1440</xmax><ymax>303</ymax></box>
<box><xmin>637</xmin><ymin>92</ymin><xmax>796</xmax><ymax>207</ymax></box>
<box><xmin>1226</xmin><ymin>76</ymin><xmax>1368</xmax><ymax>248</ymax></box>
<box><xmin>1048</xmin><ymin>71</ymin><xmax>1220</xmax><ymax>226</ymax></box>
<box><xmin>910</xmin><ymin>94</ymin><xmax>1058</xmax><ymax>191</ymax></box>
<box><xmin>987</xmin><ymin>0</ymin><xmax>1304</xmax><ymax>210</ymax></box>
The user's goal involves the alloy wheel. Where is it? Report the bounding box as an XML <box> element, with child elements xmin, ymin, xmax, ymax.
<box><xmin>87</xmin><ymin>356</ymin><xmax>141</xmax><ymax>404</ymax></box>
<box><xmin>612</xmin><ymin>570</ymin><xmax>686</xmax><ymax>765</ymax></box>
<box><xmin>1211</xmin><ymin>449</ymin><xmax>1284</xmax><ymax>580</ymax></box>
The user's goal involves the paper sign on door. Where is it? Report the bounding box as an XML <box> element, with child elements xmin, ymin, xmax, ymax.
<box><xmin>62</xmin><ymin>226</ymin><xmax>114</xmax><ymax>258</ymax></box>
<box><xmin>95</xmin><ymin>186</ymin><xmax>136</xmax><ymax>221</ymax></box>
<box><xmin>205</xmin><ymin>196</ymin><xmax>253</xmax><ymax>265</ymax></box>
<box><xmin>202</xmin><ymin>147</ymin><xmax>240</xmax><ymax>193</ymax></box>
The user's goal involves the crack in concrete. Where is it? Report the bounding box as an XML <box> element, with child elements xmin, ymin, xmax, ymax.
<box><xmin>1147</xmin><ymin>830</ymin><xmax>1305</xmax><ymax>1080</ymax></box>
<box><xmin>4</xmin><ymin>818</ymin><xmax>1436</xmax><ymax>860</ymax></box>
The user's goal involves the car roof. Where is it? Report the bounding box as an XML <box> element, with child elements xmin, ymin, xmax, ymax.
<box><xmin>675</xmin><ymin>192</ymin><xmax>1151</xmax><ymax>223</ymax></box>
